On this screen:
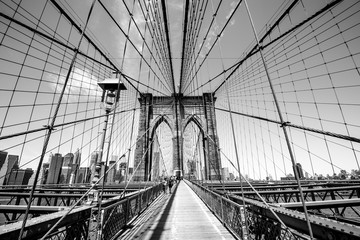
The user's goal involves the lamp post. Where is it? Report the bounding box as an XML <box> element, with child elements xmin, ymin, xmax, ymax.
<box><xmin>87</xmin><ymin>78</ymin><xmax>126</xmax><ymax>205</ymax></box>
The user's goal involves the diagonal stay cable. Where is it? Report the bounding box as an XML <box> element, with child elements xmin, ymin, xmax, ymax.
<box><xmin>41</xmin><ymin>109</ymin><xmax>161</xmax><ymax>239</ymax></box>
<box><xmin>181</xmin><ymin>0</ymin><xmax>222</xmax><ymax>93</ymax></box>
<box><xmin>121</xmin><ymin>0</ymin><xmax>172</xmax><ymax>90</ymax></box>
<box><xmin>18</xmin><ymin>1</ymin><xmax>98</xmax><ymax>239</ymax></box>
<box><xmin>212</xmin><ymin>0</ymin><xmax>342</xmax><ymax>94</ymax></box>
<box><xmin>49</xmin><ymin>0</ymin><xmax>144</xmax><ymax>97</ymax></box>
<box><xmin>97</xmin><ymin>0</ymin><xmax>172</xmax><ymax>93</ymax></box>
<box><xmin>160</xmin><ymin>0</ymin><xmax>176</xmax><ymax>93</ymax></box>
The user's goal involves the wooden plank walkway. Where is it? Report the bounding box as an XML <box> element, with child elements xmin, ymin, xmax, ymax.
<box><xmin>119</xmin><ymin>180</ymin><xmax>235</xmax><ymax>240</ymax></box>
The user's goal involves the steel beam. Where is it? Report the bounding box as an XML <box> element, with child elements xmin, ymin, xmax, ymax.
<box><xmin>230</xmin><ymin>193</ymin><xmax>360</xmax><ymax>239</ymax></box>
<box><xmin>0</xmin><ymin>206</ymin><xmax>92</xmax><ymax>239</ymax></box>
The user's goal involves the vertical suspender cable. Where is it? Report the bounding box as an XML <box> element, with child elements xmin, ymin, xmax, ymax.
<box><xmin>17</xmin><ymin>1</ymin><xmax>98</xmax><ymax>239</ymax></box>
<box><xmin>243</xmin><ymin>0</ymin><xmax>314</xmax><ymax>238</ymax></box>
<box><xmin>207</xmin><ymin>0</ymin><xmax>247</xmax><ymax>236</ymax></box>
<box><xmin>222</xmin><ymin>79</ymin><xmax>249</xmax><ymax>238</ymax></box>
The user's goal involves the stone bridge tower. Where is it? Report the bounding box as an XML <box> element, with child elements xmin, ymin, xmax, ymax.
<box><xmin>133</xmin><ymin>93</ymin><xmax>221</xmax><ymax>181</ymax></box>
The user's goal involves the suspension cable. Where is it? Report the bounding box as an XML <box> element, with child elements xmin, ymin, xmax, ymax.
<box><xmin>18</xmin><ymin>1</ymin><xmax>98</xmax><ymax>239</ymax></box>
<box><xmin>243</xmin><ymin>0</ymin><xmax>314</xmax><ymax>238</ymax></box>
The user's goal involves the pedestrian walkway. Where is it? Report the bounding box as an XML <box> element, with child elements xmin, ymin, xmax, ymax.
<box><xmin>119</xmin><ymin>180</ymin><xmax>235</xmax><ymax>239</ymax></box>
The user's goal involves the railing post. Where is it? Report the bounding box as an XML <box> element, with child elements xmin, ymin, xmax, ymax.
<box><xmin>125</xmin><ymin>197</ymin><xmax>129</xmax><ymax>225</ymax></box>
<box><xmin>220</xmin><ymin>197</ymin><xmax>225</xmax><ymax>225</ymax></box>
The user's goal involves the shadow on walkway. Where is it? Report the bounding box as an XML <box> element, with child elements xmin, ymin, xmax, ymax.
<box><xmin>118</xmin><ymin>182</ymin><xmax>179</xmax><ymax>240</ymax></box>
<box><xmin>148</xmin><ymin>183</ymin><xmax>179</xmax><ymax>240</ymax></box>
<box><xmin>118</xmin><ymin>181</ymin><xmax>234</xmax><ymax>240</ymax></box>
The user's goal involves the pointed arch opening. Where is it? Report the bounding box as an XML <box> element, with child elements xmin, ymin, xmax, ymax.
<box><xmin>182</xmin><ymin>115</ymin><xmax>206</xmax><ymax>180</ymax></box>
<box><xmin>148</xmin><ymin>115</ymin><xmax>173</xmax><ymax>181</ymax></box>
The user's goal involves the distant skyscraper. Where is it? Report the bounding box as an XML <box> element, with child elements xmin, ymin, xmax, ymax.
<box><xmin>222</xmin><ymin>167</ymin><xmax>230</xmax><ymax>181</ymax></box>
<box><xmin>76</xmin><ymin>167</ymin><xmax>89</xmax><ymax>184</ymax></box>
<box><xmin>7</xmin><ymin>168</ymin><xmax>33</xmax><ymax>186</ymax></box>
<box><xmin>70</xmin><ymin>149</ymin><xmax>81</xmax><ymax>184</ymax></box>
<box><xmin>59</xmin><ymin>166</ymin><xmax>71</xmax><ymax>184</ymax></box>
<box><xmin>90</xmin><ymin>151</ymin><xmax>100</xmax><ymax>182</ymax></box>
<box><xmin>100</xmin><ymin>162</ymin><xmax>106</xmax><ymax>185</ymax></box>
<box><xmin>0</xmin><ymin>151</ymin><xmax>7</xmax><ymax>170</ymax></box>
<box><xmin>111</xmin><ymin>155</ymin><xmax>118</xmax><ymax>170</ymax></box>
<box><xmin>5</xmin><ymin>155</ymin><xmax>19</xmax><ymax>185</ymax></box>
<box><xmin>46</xmin><ymin>153</ymin><xmax>63</xmax><ymax>184</ymax></box>
<box><xmin>0</xmin><ymin>151</ymin><xmax>8</xmax><ymax>186</ymax></box>
<box><xmin>40</xmin><ymin>162</ymin><xmax>50</xmax><ymax>185</ymax></box>
<box><xmin>107</xmin><ymin>161</ymin><xmax>116</xmax><ymax>184</ymax></box>
<box><xmin>296</xmin><ymin>163</ymin><xmax>304</xmax><ymax>179</ymax></box>
<box><xmin>63</xmin><ymin>153</ymin><xmax>74</xmax><ymax>166</ymax></box>
<box><xmin>59</xmin><ymin>153</ymin><xmax>74</xmax><ymax>184</ymax></box>
<box><xmin>119</xmin><ymin>162</ymin><xmax>127</xmax><ymax>182</ymax></box>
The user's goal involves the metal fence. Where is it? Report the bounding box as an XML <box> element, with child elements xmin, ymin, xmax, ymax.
<box><xmin>101</xmin><ymin>183</ymin><xmax>163</xmax><ymax>240</ymax></box>
<box><xmin>0</xmin><ymin>184</ymin><xmax>162</xmax><ymax>240</ymax></box>
<box><xmin>186</xmin><ymin>180</ymin><xmax>305</xmax><ymax>240</ymax></box>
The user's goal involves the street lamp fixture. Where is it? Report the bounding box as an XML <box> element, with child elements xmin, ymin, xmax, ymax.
<box><xmin>98</xmin><ymin>78</ymin><xmax>127</xmax><ymax>111</ymax></box>
<box><xmin>87</xmin><ymin>78</ymin><xmax>126</xmax><ymax>205</ymax></box>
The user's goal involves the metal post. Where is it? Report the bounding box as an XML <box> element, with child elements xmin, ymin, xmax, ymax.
<box><xmin>87</xmin><ymin>109</ymin><xmax>110</xmax><ymax>206</ymax></box>
<box><xmin>97</xmin><ymin>96</ymin><xmax>121</xmax><ymax>239</ymax></box>
<box><xmin>87</xmin><ymin>108</ymin><xmax>110</xmax><ymax>240</ymax></box>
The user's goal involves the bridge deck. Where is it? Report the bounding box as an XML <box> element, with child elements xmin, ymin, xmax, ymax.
<box><xmin>119</xmin><ymin>181</ymin><xmax>234</xmax><ymax>239</ymax></box>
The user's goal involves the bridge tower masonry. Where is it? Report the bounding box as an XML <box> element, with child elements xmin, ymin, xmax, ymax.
<box><xmin>133</xmin><ymin>92</ymin><xmax>222</xmax><ymax>181</ymax></box>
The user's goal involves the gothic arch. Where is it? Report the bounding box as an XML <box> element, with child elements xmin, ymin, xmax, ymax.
<box><xmin>182</xmin><ymin>114</ymin><xmax>208</xmax><ymax>179</ymax></box>
<box><xmin>182</xmin><ymin>114</ymin><xmax>204</xmax><ymax>136</ymax></box>
<box><xmin>133</xmin><ymin>93</ymin><xmax>221</xmax><ymax>181</ymax></box>
<box><xmin>150</xmin><ymin>115</ymin><xmax>173</xmax><ymax>141</ymax></box>
<box><xmin>148</xmin><ymin>115</ymin><xmax>173</xmax><ymax>180</ymax></box>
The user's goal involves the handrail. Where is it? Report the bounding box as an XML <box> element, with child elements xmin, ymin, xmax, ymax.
<box><xmin>0</xmin><ymin>184</ymin><xmax>163</xmax><ymax>240</ymax></box>
<box><xmin>186</xmin><ymin>179</ymin><xmax>360</xmax><ymax>240</ymax></box>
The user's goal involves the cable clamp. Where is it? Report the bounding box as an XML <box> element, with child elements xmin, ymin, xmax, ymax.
<box><xmin>43</xmin><ymin>125</ymin><xmax>55</xmax><ymax>131</ymax></box>
<box><xmin>280</xmin><ymin>122</ymin><xmax>290</xmax><ymax>128</ymax></box>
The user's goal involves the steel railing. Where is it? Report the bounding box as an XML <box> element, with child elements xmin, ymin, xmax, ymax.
<box><xmin>186</xmin><ymin>179</ymin><xmax>306</xmax><ymax>239</ymax></box>
<box><xmin>0</xmin><ymin>183</ymin><xmax>163</xmax><ymax>240</ymax></box>
<box><xmin>100</xmin><ymin>183</ymin><xmax>163</xmax><ymax>240</ymax></box>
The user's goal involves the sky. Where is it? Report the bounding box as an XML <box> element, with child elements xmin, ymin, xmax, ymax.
<box><xmin>0</xmin><ymin>0</ymin><xmax>359</xmax><ymax>182</ymax></box>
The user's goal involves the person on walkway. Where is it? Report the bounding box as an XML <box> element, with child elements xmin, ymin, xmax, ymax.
<box><xmin>168</xmin><ymin>177</ymin><xmax>173</xmax><ymax>194</ymax></box>
<box><xmin>162</xmin><ymin>177</ymin><xmax>167</xmax><ymax>194</ymax></box>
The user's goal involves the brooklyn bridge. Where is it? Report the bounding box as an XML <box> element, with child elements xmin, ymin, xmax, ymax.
<box><xmin>0</xmin><ymin>0</ymin><xmax>360</xmax><ymax>239</ymax></box>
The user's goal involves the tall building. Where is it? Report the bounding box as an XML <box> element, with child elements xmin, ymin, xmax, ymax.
<box><xmin>63</xmin><ymin>153</ymin><xmax>74</xmax><ymax>165</ymax></box>
<box><xmin>222</xmin><ymin>167</ymin><xmax>230</xmax><ymax>181</ymax></box>
<box><xmin>119</xmin><ymin>162</ymin><xmax>127</xmax><ymax>183</ymax></box>
<box><xmin>0</xmin><ymin>151</ymin><xmax>8</xmax><ymax>186</ymax></box>
<box><xmin>59</xmin><ymin>153</ymin><xmax>74</xmax><ymax>184</ymax></box>
<box><xmin>107</xmin><ymin>161</ymin><xmax>116</xmax><ymax>184</ymax></box>
<box><xmin>70</xmin><ymin>149</ymin><xmax>81</xmax><ymax>184</ymax></box>
<box><xmin>90</xmin><ymin>151</ymin><xmax>100</xmax><ymax>182</ymax></box>
<box><xmin>7</xmin><ymin>168</ymin><xmax>33</xmax><ymax>186</ymax></box>
<box><xmin>296</xmin><ymin>163</ymin><xmax>304</xmax><ymax>179</ymax></box>
<box><xmin>99</xmin><ymin>162</ymin><xmax>106</xmax><ymax>185</ymax></box>
<box><xmin>111</xmin><ymin>155</ymin><xmax>118</xmax><ymax>171</ymax></box>
<box><xmin>5</xmin><ymin>155</ymin><xmax>19</xmax><ymax>185</ymax></box>
<box><xmin>40</xmin><ymin>162</ymin><xmax>50</xmax><ymax>185</ymax></box>
<box><xmin>76</xmin><ymin>167</ymin><xmax>89</xmax><ymax>184</ymax></box>
<box><xmin>46</xmin><ymin>153</ymin><xmax>63</xmax><ymax>184</ymax></box>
